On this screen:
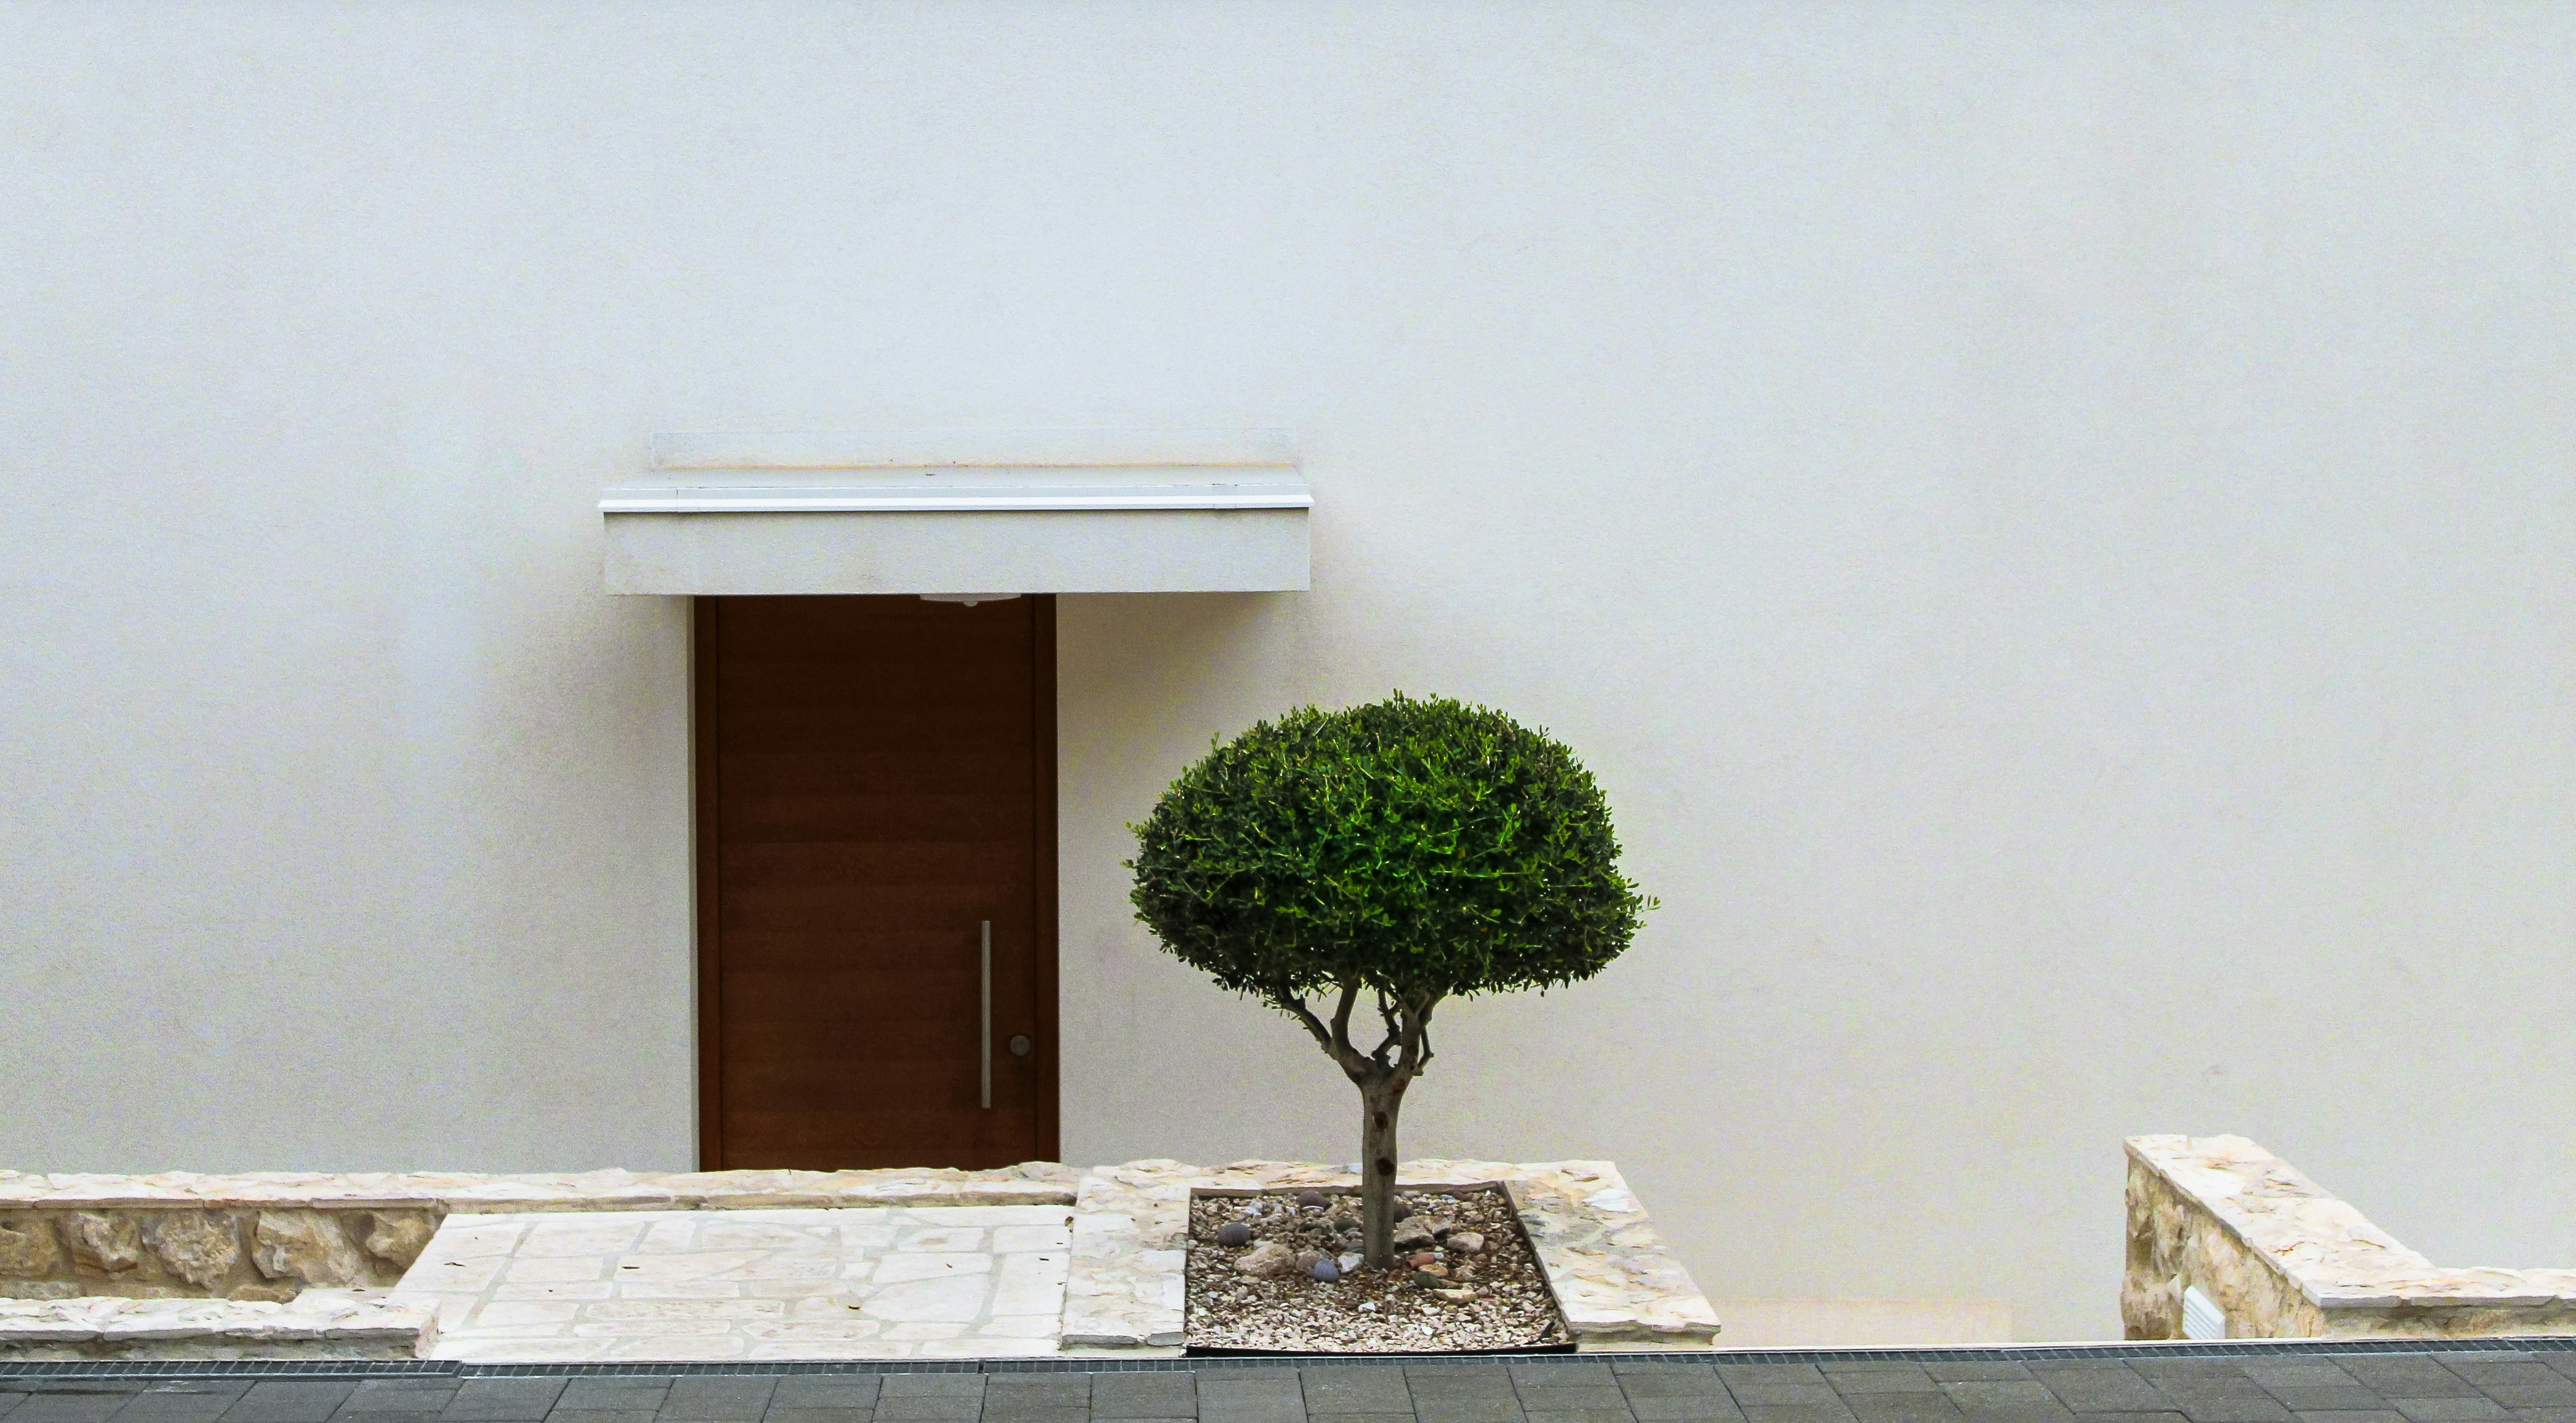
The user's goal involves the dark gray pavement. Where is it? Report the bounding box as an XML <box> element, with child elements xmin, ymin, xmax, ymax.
<box><xmin>10</xmin><ymin>1354</ymin><xmax>2576</xmax><ymax>1423</ymax></box>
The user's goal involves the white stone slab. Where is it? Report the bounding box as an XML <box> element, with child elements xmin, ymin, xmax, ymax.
<box><xmin>393</xmin><ymin>1206</ymin><xmax>1071</xmax><ymax>1362</ymax></box>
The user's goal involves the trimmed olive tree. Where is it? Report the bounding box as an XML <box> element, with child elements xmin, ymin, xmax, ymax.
<box><xmin>1128</xmin><ymin>693</ymin><xmax>1650</xmax><ymax>1270</ymax></box>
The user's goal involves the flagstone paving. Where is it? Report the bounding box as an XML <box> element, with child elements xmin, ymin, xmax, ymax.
<box><xmin>387</xmin><ymin>1207</ymin><xmax>1074</xmax><ymax>1361</ymax></box>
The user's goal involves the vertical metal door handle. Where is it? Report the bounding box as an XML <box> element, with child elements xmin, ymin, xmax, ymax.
<box><xmin>980</xmin><ymin>921</ymin><xmax>992</xmax><ymax>1110</ymax></box>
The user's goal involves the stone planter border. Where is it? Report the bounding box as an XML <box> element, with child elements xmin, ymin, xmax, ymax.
<box><xmin>1063</xmin><ymin>1159</ymin><xmax>1718</xmax><ymax>1352</ymax></box>
<box><xmin>2125</xmin><ymin>1134</ymin><xmax>2576</xmax><ymax>1339</ymax></box>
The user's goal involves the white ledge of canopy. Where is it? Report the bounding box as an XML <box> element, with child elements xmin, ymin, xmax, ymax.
<box><xmin>603</xmin><ymin>428</ymin><xmax>1310</xmax><ymax>513</ymax></box>
<box><xmin>598</xmin><ymin>429</ymin><xmax>1312</xmax><ymax>595</ymax></box>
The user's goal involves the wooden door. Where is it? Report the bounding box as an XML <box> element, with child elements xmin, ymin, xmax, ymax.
<box><xmin>695</xmin><ymin>594</ymin><xmax>1056</xmax><ymax>1170</ymax></box>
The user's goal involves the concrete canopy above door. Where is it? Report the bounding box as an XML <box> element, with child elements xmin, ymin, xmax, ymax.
<box><xmin>599</xmin><ymin>429</ymin><xmax>1310</xmax><ymax>594</ymax></box>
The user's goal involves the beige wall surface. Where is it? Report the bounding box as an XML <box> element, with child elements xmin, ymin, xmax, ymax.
<box><xmin>5</xmin><ymin>3</ymin><xmax>2575</xmax><ymax>1340</ymax></box>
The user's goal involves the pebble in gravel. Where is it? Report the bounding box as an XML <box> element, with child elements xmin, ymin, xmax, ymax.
<box><xmin>1236</xmin><ymin>1240</ymin><xmax>1297</xmax><ymax>1276</ymax></box>
<box><xmin>1183</xmin><ymin>1186</ymin><xmax>1568</xmax><ymax>1353</ymax></box>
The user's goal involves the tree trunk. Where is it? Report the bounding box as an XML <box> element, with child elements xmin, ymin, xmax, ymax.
<box><xmin>1359</xmin><ymin>1074</ymin><xmax>1407</xmax><ymax>1268</ymax></box>
<box><xmin>1280</xmin><ymin>980</ymin><xmax>1440</xmax><ymax>1273</ymax></box>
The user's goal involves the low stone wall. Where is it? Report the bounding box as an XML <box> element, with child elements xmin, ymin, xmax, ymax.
<box><xmin>2125</xmin><ymin>1134</ymin><xmax>2576</xmax><ymax>1339</ymax></box>
<box><xmin>1063</xmin><ymin>1158</ymin><xmax>1720</xmax><ymax>1351</ymax></box>
<box><xmin>0</xmin><ymin>1164</ymin><xmax>1077</xmax><ymax>1303</ymax></box>
<box><xmin>0</xmin><ymin>1291</ymin><xmax>435</xmax><ymax>1359</ymax></box>
<box><xmin>0</xmin><ymin>1205</ymin><xmax>438</xmax><ymax>1300</ymax></box>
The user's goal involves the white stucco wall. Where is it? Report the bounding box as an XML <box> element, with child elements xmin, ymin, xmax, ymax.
<box><xmin>5</xmin><ymin>3</ymin><xmax>2574</xmax><ymax>1340</ymax></box>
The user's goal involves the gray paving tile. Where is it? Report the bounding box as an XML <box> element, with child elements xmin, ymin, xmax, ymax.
<box><xmin>1199</xmin><ymin>1374</ymin><xmax>1304</xmax><ymax>1423</ymax></box>
<box><xmin>1937</xmin><ymin>1383</ymin><xmax>2074</xmax><ymax>1423</ymax></box>
<box><xmin>1302</xmin><ymin>1413</ymin><xmax>1409</xmax><ymax>1423</ymax></box>
<box><xmin>762</xmin><ymin>1409</ymin><xmax>868</xmax><ymax>1423</ymax></box>
<box><xmin>1519</xmin><ymin>1392</ymin><xmax>1631</xmax><ymax>1417</ymax></box>
<box><xmin>660</xmin><ymin>1381</ymin><xmax>776</xmax><ymax>1423</ymax></box>
<box><xmin>971</xmin><ymin>1407</ymin><xmax>1080</xmax><ymax>1423</ymax></box>
<box><xmin>1411</xmin><ymin>1371</ymin><xmax>1517</xmax><ymax>1401</ymax></box>
<box><xmin>340</xmin><ymin>1385</ymin><xmax>447</xmax><ymax>1410</ymax></box>
<box><xmin>2140</xmin><ymin>1390</ymin><xmax>2268</xmax><ymax>1405</ymax></box>
<box><xmin>558</xmin><ymin>1384</ymin><xmax>670</xmax><ymax>1413</ymax></box>
<box><xmin>1416</xmin><ymin>1401</ymin><xmax>1528</xmax><ymax>1423</ymax></box>
<box><xmin>2245</xmin><ymin>1375</ymin><xmax>2361</xmax><ymax>1395</ymax></box>
<box><xmin>1198</xmin><ymin>1371</ymin><xmax>1300</xmax><ymax>1401</ymax></box>
<box><xmin>981</xmin><ymin>1379</ymin><xmax>1082</xmax><ymax>1407</ymax></box>
<box><xmin>1300</xmin><ymin>1370</ymin><xmax>1411</xmax><ymax>1416</ymax></box>
<box><xmin>1927</xmin><ymin>1374</ymin><xmax>2036</xmax><ymax>1389</ymax></box>
<box><xmin>440</xmin><ymin>1383</ymin><xmax>564</xmax><ymax>1423</ymax></box>
<box><xmin>1621</xmin><ymin>1374</ymin><xmax>1730</xmax><ymax>1401</ymax></box>
<box><xmin>1724</xmin><ymin>1374</ymin><xmax>1828</xmax><ymax>1392</ymax></box>
<box><xmin>1628</xmin><ymin>1400</ymin><xmax>1742</xmax><ymax>1423</ymax></box>
<box><xmin>861</xmin><ymin>1404</ymin><xmax>970</xmax><ymax>1423</ymax></box>
<box><xmin>2339</xmin><ymin>1367</ymin><xmax>2478</xmax><ymax>1402</ymax></box>
<box><xmin>1734</xmin><ymin>1392</ymin><xmax>1846</xmax><ymax>1412</ymax></box>
<box><xmin>864</xmin><ymin>1381</ymin><xmax>971</xmax><ymax>1423</ymax></box>
<box><xmin>3</xmin><ymin>1396</ymin><xmax>32</xmax><ymax>1422</ymax></box>
<box><xmin>2030</xmin><ymin>1370</ymin><xmax>2166</xmax><ymax>1415</ymax></box>
<box><xmin>2291</xmin><ymin>1414</ymin><xmax>2406</xmax><ymax>1423</ymax></box>
<box><xmin>1522</xmin><ymin>1410</ymin><xmax>1640</xmax><ymax>1423</ymax></box>
<box><xmin>2455</xmin><ymin>1379</ymin><xmax>2571</xmax><ymax>1401</ymax></box>
<box><xmin>2391</xmin><ymin>1402</ymin><xmax>2508</xmax><ymax>1423</ymax></box>
<box><xmin>2485</xmin><ymin>1393</ymin><xmax>2576</xmax><ymax>1412</ymax></box>
<box><xmin>1517</xmin><ymin>1371</ymin><xmax>1619</xmax><ymax>1391</ymax></box>
<box><xmin>2265</xmin><ymin>1393</ymin><xmax>2391</xmax><ymax>1414</ymax></box>
<box><xmin>2126</xmin><ymin>1373</ymin><xmax>2253</xmax><ymax>1393</ymax></box>
<box><xmin>2168</xmin><ymin>1400</ymin><xmax>2292</xmax><ymax>1423</ymax></box>
<box><xmin>24</xmin><ymin>1397</ymin><xmax>145</xmax><ymax>1423</ymax></box>
<box><xmin>877</xmin><ymin>1384</ymin><xmax>982</xmax><ymax>1403</ymax></box>
<box><xmin>121</xmin><ymin>1388</ymin><xmax>253</xmax><ymax>1423</ymax></box>
<box><xmin>2510</xmin><ymin>1411</ymin><xmax>2576</xmax><ymax>1423</ymax></box>
<box><xmin>1829</xmin><ymin>1373</ymin><xmax>1940</xmax><ymax>1398</ymax></box>
<box><xmin>222</xmin><ymin>1384</ymin><xmax>360</xmax><ymax>1423</ymax></box>
<box><xmin>1090</xmin><ymin>1375</ymin><xmax>1193</xmax><ymax>1420</ymax></box>
<box><xmin>1201</xmin><ymin>1397</ymin><xmax>1301</xmax><ymax>1423</ymax></box>
<box><xmin>546</xmin><ymin>1412</ymin><xmax>660</xmax><ymax>1423</ymax></box>
<box><xmin>1841</xmin><ymin>1397</ymin><xmax>1961</xmax><ymax>1423</ymax></box>
<box><xmin>1741</xmin><ymin>1406</ymin><xmax>1858</xmax><ymax>1423</ymax></box>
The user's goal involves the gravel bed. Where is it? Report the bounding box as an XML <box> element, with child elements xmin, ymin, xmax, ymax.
<box><xmin>1183</xmin><ymin>1186</ymin><xmax>1569</xmax><ymax>1353</ymax></box>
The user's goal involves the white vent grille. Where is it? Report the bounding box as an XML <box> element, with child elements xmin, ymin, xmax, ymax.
<box><xmin>2182</xmin><ymin>1283</ymin><xmax>2228</xmax><ymax>1341</ymax></box>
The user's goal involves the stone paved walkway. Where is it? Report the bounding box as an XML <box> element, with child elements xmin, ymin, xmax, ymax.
<box><xmin>388</xmin><ymin>1208</ymin><xmax>1072</xmax><ymax>1361</ymax></box>
<box><xmin>10</xmin><ymin>1352</ymin><xmax>2576</xmax><ymax>1423</ymax></box>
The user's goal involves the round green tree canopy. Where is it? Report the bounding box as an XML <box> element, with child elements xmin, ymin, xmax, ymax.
<box><xmin>1128</xmin><ymin>693</ymin><xmax>1649</xmax><ymax>1002</ymax></box>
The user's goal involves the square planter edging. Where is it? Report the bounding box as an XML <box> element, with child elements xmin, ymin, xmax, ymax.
<box><xmin>1060</xmin><ymin>1159</ymin><xmax>1719</xmax><ymax>1352</ymax></box>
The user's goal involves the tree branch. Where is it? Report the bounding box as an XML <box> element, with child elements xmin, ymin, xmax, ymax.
<box><xmin>1398</xmin><ymin>991</ymin><xmax>1443</xmax><ymax>1077</ymax></box>
<box><xmin>1369</xmin><ymin>988</ymin><xmax>1403</xmax><ymax>1067</ymax></box>
<box><xmin>1329</xmin><ymin>980</ymin><xmax>1360</xmax><ymax>1058</ymax></box>
<box><xmin>1277</xmin><ymin>989</ymin><xmax>1337</xmax><ymax>1056</ymax></box>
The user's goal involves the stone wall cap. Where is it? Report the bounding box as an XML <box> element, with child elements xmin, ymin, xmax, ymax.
<box><xmin>0</xmin><ymin>1164</ymin><xmax>1079</xmax><ymax>1215</ymax></box>
<box><xmin>2126</xmin><ymin>1133</ymin><xmax>2576</xmax><ymax>1319</ymax></box>
<box><xmin>0</xmin><ymin>1293</ymin><xmax>435</xmax><ymax>1356</ymax></box>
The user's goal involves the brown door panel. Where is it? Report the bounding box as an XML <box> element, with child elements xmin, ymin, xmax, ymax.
<box><xmin>696</xmin><ymin>594</ymin><xmax>1056</xmax><ymax>1171</ymax></box>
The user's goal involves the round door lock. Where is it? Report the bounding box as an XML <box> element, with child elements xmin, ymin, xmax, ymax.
<box><xmin>1007</xmin><ymin>1034</ymin><xmax>1034</xmax><ymax>1058</ymax></box>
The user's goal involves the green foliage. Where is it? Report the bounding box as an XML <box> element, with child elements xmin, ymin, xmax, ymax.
<box><xmin>1128</xmin><ymin>693</ymin><xmax>1650</xmax><ymax>1008</ymax></box>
